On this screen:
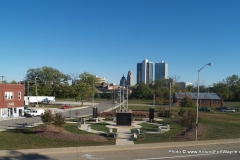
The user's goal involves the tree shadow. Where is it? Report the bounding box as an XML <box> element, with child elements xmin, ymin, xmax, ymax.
<box><xmin>7</xmin><ymin>128</ymin><xmax>35</xmax><ymax>135</ymax></box>
<box><xmin>0</xmin><ymin>150</ymin><xmax>56</xmax><ymax>160</ymax></box>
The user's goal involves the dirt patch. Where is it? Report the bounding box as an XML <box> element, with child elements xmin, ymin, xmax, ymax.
<box><xmin>171</xmin><ymin>124</ymin><xmax>207</xmax><ymax>141</ymax></box>
<box><xmin>35</xmin><ymin>125</ymin><xmax>108</xmax><ymax>142</ymax></box>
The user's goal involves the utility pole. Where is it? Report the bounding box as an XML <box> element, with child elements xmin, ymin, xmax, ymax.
<box><xmin>35</xmin><ymin>77</ymin><xmax>38</xmax><ymax>107</ymax></box>
<box><xmin>0</xmin><ymin>76</ymin><xmax>4</xmax><ymax>83</ymax></box>
<box><xmin>153</xmin><ymin>94</ymin><xmax>155</xmax><ymax>108</ymax></box>
<box><xmin>169</xmin><ymin>82</ymin><xmax>171</xmax><ymax>111</ymax></box>
<box><xmin>27</xmin><ymin>80</ymin><xmax>30</xmax><ymax>96</ymax></box>
<box><xmin>119</xmin><ymin>87</ymin><xmax>121</xmax><ymax>110</ymax></box>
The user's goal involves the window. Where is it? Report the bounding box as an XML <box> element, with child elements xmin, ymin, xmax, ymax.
<box><xmin>18</xmin><ymin>92</ymin><xmax>21</xmax><ymax>100</ymax></box>
<box><xmin>4</xmin><ymin>92</ymin><xmax>14</xmax><ymax>100</ymax></box>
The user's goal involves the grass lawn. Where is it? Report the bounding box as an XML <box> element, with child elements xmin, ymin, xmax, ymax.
<box><xmin>199</xmin><ymin>112</ymin><xmax>240</xmax><ymax>140</ymax></box>
<box><xmin>133</xmin><ymin>122</ymin><xmax>185</xmax><ymax>144</ymax></box>
<box><xmin>128</xmin><ymin>105</ymin><xmax>165</xmax><ymax>111</ymax></box>
<box><xmin>0</xmin><ymin>123</ymin><xmax>114</xmax><ymax>150</ymax></box>
<box><xmin>90</xmin><ymin>122</ymin><xmax>117</xmax><ymax>132</ymax></box>
<box><xmin>27</xmin><ymin>103</ymin><xmax>87</xmax><ymax>109</ymax></box>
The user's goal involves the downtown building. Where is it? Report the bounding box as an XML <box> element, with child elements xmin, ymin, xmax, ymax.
<box><xmin>155</xmin><ymin>61</ymin><xmax>168</xmax><ymax>80</ymax></box>
<box><xmin>119</xmin><ymin>70</ymin><xmax>134</xmax><ymax>87</ymax></box>
<box><xmin>137</xmin><ymin>59</ymin><xmax>153</xmax><ymax>85</ymax></box>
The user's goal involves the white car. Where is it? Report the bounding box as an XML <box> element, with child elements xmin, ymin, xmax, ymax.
<box><xmin>219</xmin><ymin>107</ymin><xmax>235</xmax><ymax>112</ymax></box>
<box><xmin>26</xmin><ymin>109</ymin><xmax>45</xmax><ymax>117</ymax></box>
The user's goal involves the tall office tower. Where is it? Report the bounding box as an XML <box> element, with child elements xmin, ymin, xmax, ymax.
<box><xmin>137</xmin><ymin>63</ymin><xmax>142</xmax><ymax>84</ymax></box>
<box><xmin>155</xmin><ymin>61</ymin><xmax>168</xmax><ymax>80</ymax></box>
<box><xmin>119</xmin><ymin>74</ymin><xmax>127</xmax><ymax>87</ymax></box>
<box><xmin>137</xmin><ymin>59</ymin><xmax>153</xmax><ymax>85</ymax></box>
<box><xmin>127</xmin><ymin>70</ymin><xmax>134</xmax><ymax>86</ymax></box>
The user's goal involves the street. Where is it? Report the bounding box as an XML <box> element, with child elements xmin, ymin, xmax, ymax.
<box><xmin>0</xmin><ymin>101</ymin><xmax>117</xmax><ymax>129</ymax></box>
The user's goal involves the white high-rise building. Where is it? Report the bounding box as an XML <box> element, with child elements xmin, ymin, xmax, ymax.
<box><xmin>127</xmin><ymin>70</ymin><xmax>134</xmax><ymax>86</ymax></box>
<box><xmin>137</xmin><ymin>59</ymin><xmax>153</xmax><ymax>85</ymax></box>
<box><xmin>155</xmin><ymin>61</ymin><xmax>168</xmax><ymax>80</ymax></box>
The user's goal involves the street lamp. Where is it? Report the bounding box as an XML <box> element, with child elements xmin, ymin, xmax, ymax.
<box><xmin>35</xmin><ymin>76</ymin><xmax>39</xmax><ymax>107</ymax></box>
<box><xmin>195</xmin><ymin>63</ymin><xmax>212</xmax><ymax>141</ymax></box>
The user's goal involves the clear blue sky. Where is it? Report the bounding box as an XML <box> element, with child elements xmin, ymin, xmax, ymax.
<box><xmin>1</xmin><ymin>0</ymin><xmax>240</xmax><ymax>86</ymax></box>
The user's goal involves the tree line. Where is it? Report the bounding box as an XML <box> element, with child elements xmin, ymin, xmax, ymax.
<box><xmin>2</xmin><ymin>66</ymin><xmax>240</xmax><ymax>102</ymax></box>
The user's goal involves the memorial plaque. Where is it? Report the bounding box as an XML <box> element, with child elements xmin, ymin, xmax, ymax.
<box><xmin>116</xmin><ymin>110</ymin><xmax>132</xmax><ymax>126</ymax></box>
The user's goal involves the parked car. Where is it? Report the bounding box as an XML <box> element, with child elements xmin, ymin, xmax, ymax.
<box><xmin>62</xmin><ymin>105</ymin><xmax>71</xmax><ymax>109</ymax></box>
<box><xmin>218</xmin><ymin>107</ymin><xmax>235</xmax><ymax>112</ymax></box>
<box><xmin>198</xmin><ymin>107</ymin><xmax>211</xmax><ymax>112</ymax></box>
<box><xmin>26</xmin><ymin>109</ymin><xmax>45</xmax><ymax>117</ymax></box>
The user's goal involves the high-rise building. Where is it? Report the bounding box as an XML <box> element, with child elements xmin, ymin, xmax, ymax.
<box><xmin>155</xmin><ymin>61</ymin><xmax>168</xmax><ymax>80</ymax></box>
<box><xmin>127</xmin><ymin>70</ymin><xmax>134</xmax><ymax>86</ymax></box>
<box><xmin>137</xmin><ymin>59</ymin><xmax>153</xmax><ymax>85</ymax></box>
<box><xmin>137</xmin><ymin>63</ymin><xmax>142</xmax><ymax>84</ymax></box>
<box><xmin>119</xmin><ymin>74</ymin><xmax>127</xmax><ymax>87</ymax></box>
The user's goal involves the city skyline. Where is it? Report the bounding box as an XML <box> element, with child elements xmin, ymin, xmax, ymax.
<box><xmin>1</xmin><ymin>0</ymin><xmax>240</xmax><ymax>86</ymax></box>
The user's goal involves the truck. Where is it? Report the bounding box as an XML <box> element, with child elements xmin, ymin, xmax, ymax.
<box><xmin>24</xmin><ymin>96</ymin><xmax>55</xmax><ymax>105</ymax></box>
<box><xmin>26</xmin><ymin>108</ymin><xmax>45</xmax><ymax>117</ymax></box>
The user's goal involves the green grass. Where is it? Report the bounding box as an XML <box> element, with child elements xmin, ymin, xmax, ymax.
<box><xmin>132</xmin><ymin>123</ymin><xmax>159</xmax><ymax>133</ymax></box>
<box><xmin>128</xmin><ymin>99</ymin><xmax>154</xmax><ymax>105</ymax></box>
<box><xmin>133</xmin><ymin>122</ymin><xmax>185</xmax><ymax>144</ymax></box>
<box><xmin>90</xmin><ymin>122</ymin><xmax>117</xmax><ymax>132</ymax></box>
<box><xmin>198</xmin><ymin>112</ymin><xmax>240</xmax><ymax>140</ymax></box>
<box><xmin>0</xmin><ymin>123</ymin><xmax>114</xmax><ymax>150</ymax></box>
<box><xmin>128</xmin><ymin>105</ymin><xmax>165</xmax><ymax>111</ymax></box>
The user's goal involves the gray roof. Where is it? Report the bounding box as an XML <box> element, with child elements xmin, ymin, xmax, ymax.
<box><xmin>174</xmin><ymin>92</ymin><xmax>221</xmax><ymax>100</ymax></box>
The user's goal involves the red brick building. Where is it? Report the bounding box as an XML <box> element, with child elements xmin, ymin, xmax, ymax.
<box><xmin>173</xmin><ymin>92</ymin><xmax>223</xmax><ymax>107</ymax></box>
<box><xmin>0</xmin><ymin>84</ymin><xmax>25</xmax><ymax>118</ymax></box>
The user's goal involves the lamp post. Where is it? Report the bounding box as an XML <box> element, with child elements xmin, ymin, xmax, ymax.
<box><xmin>35</xmin><ymin>76</ymin><xmax>39</xmax><ymax>107</ymax></box>
<box><xmin>195</xmin><ymin>63</ymin><xmax>212</xmax><ymax>141</ymax></box>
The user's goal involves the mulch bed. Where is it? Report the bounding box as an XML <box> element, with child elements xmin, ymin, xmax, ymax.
<box><xmin>35</xmin><ymin>125</ymin><xmax>108</xmax><ymax>142</ymax></box>
<box><xmin>171</xmin><ymin>124</ymin><xmax>207</xmax><ymax>141</ymax></box>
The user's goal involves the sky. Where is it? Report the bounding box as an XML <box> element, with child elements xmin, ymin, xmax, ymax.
<box><xmin>1</xmin><ymin>0</ymin><xmax>240</xmax><ymax>86</ymax></box>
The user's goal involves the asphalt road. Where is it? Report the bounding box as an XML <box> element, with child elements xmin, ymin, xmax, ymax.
<box><xmin>0</xmin><ymin>139</ymin><xmax>240</xmax><ymax>160</ymax></box>
<box><xmin>0</xmin><ymin>100</ymin><xmax>118</xmax><ymax>128</ymax></box>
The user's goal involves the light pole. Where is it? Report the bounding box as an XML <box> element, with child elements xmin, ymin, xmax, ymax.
<box><xmin>195</xmin><ymin>63</ymin><xmax>212</xmax><ymax>141</ymax></box>
<box><xmin>35</xmin><ymin>76</ymin><xmax>39</xmax><ymax>107</ymax></box>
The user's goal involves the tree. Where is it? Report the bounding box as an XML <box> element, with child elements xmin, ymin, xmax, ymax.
<box><xmin>25</xmin><ymin>66</ymin><xmax>70</xmax><ymax>96</ymax></box>
<box><xmin>40</xmin><ymin>109</ymin><xmax>54</xmax><ymax>130</ymax></box>
<box><xmin>131</xmin><ymin>83</ymin><xmax>151</xmax><ymax>99</ymax></box>
<box><xmin>53</xmin><ymin>112</ymin><xmax>66</xmax><ymax>127</ymax></box>
<box><xmin>213</xmin><ymin>81</ymin><xmax>229</xmax><ymax>100</ymax></box>
<box><xmin>179</xmin><ymin>109</ymin><xmax>196</xmax><ymax>134</ymax></box>
<box><xmin>178</xmin><ymin>107</ymin><xmax>186</xmax><ymax>117</ymax></box>
<box><xmin>72</xmin><ymin>82</ymin><xmax>92</xmax><ymax>105</ymax></box>
<box><xmin>180</xmin><ymin>96</ymin><xmax>195</xmax><ymax>108</ymax></box>
<box><xmin>185</xmin><ymin>85</ymin><xmax>196</xmax><ymax>92</ymax></box>
<box><xmin>212</xmin><ymin>74</ymin><xmax>240</xmax><ymax>101</ymax></box>
<box><xmin>79</xmin><ymin>72</ymin><xmax>100</xmax><ymax>86</ymax></box>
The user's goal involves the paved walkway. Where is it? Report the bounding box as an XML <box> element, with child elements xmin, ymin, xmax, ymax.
<box><xmin>78</xmin><ymin>120</ymin><xmax>145</xmax><ymax>145</ymax></box>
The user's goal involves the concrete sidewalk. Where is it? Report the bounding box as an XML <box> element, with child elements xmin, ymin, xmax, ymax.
<box><xmin>78</xmin><ymin>120</ymin><xmax>143</xmax><ymax>145</ymax></box>
<box><xmin>1</xmin><ymin>138</ymin><xmax>240</xmax><ymax>156</ymax></box>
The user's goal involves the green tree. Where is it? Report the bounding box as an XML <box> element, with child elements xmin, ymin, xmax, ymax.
<box><xmin>79</xmin><ymin>72</ymin><xmax>100</xmax><ymax>85</ymax></box>
<box><xmin>180</xmin><ymin>96</ymin><xmax>195</xmax><ymax>108</ymax></box>
<box><xmin>132</xmin><ymin>83</ymin><xmax>151</xmax><ymax>99</ymax></box>
<box><xmin>178</xmin><ymin>107</ymin><xmax>186</xmax><ymax>117</ymax></box>
<box><xmin>40</xmin><ymin>109</ymin><xmax>54</xmax><ymax>130</ymax></box>
<box><xmin>179</xmin><ymin>109</ymin><xmax>196</xmax><ymax>133</ymax></box>
<box><xmin>53</xmin><ymin>112</ymin><xmax>66</xmax><ymax>127</ymax></box>
<box><xmin>72</xmin><ymin>82</ymin><xmax>92</xmax><ymax>105</ymax></box>
<box><xmin>25</xmin><ymin>66</ymin><xmax>70</xmax><ymax>96</ymax></box>
<box><xmin>185</xmin><ymin>85</ymin><xmax>196</xmax><ymax>92</ymax></box>
<box><xmin>213</xmin><ymin>81</ymin><xmax>229</xmax><ymax>100</ymax></box>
